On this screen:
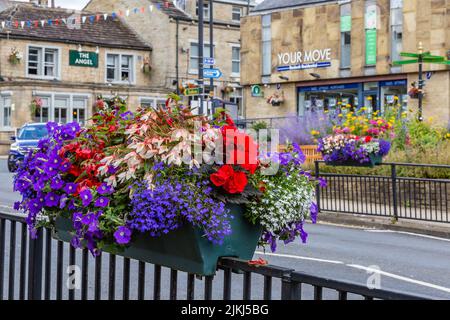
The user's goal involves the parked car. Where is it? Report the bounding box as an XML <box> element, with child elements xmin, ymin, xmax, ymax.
<box><xmin>8</xmin><ymin>123</ymin><xmax>48</xmax><ymax>172</ymax></box>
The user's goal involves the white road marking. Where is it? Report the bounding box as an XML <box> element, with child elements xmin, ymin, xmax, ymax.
<box><xmin>256</xmin><ymin>250</ymin><xmax>450</xmax><ymax>295</ymax></box>
<box><xmin>348</xmin><ymin>264</ymin><xmax>450</xmax><ymax>294</ymax></box>
<box><xmin>255</xmin><ymin>251</ymin><xmax>344</xmax><ymax>265</ymax></box>
<box><xmin>364</xmin><ymin>229</ymin><xmax>450</xmax><ymax>242</ymax></box>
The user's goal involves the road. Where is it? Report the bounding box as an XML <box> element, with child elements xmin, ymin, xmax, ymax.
<box><xmin>1</xmin><ymin>159</ymin><xmax>450</xmax><ymax>300</ymax></box>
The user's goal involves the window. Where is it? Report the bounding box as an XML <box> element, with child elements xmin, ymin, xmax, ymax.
<box><xmin>229</xmin><ymin>88</ymin><xmax>243</xmax><ymax>117</ymax></box>
<box><xmin>261</xmin><ymin>14</ymin><xmax>272</xmax><ymax>77</ymax></box>
<box><xmin>231</xmin><ymin>46</ymin><xmax>241</xmax><ymax>75</ymax></box>
<box><xmin>33</xmin><ymin>94</ymin><xmax>87</xmax><ymax>124</ymax></box>
<box><xmin>189</xmin><ymin>43</ymin><xmax>213</xmax><ymax>73</ymax></box>
<box><xmin>390</xmin><ymin>0</ymin><xmax>403</xmax><ymax>64</ymax></box>
<box><xmin>27</xmin><ymin>46</ymin><xmax>59</xmax><ymax>78</ymax></box>
<box><xmin>340</xmin><ymin>3</ymin><xmax>352</xmax><ymax>68</ymax></box>
<box><xmin>140</xmin><ymin>97</ymin><xmax>167</xmax><ymax>110</ymax></box>
<box><xmin>106</xmin><ymin>54</ymin><xmax>134</xmax><ymax>83</ymax></box>
<box><xmin>73</xmin><ymin>97</ymin><xmax>87</xmax><ymax>126</ymax></box>
<box><xmin>34</xmin><ymin>96</ymin><xmax>50</xmax><ymax>123</ymax></box>
<box><xmin>196</xmin><ymin>1</ymin><xmax>209</xmax><ymax>19</ymax></box>
<box><xmin>54</xmin><ymin>96</ymin><xmax>69</xmax><ymax>124</ymax></box>
<box><xmin>232</xmin><ymin>6</ymin><xmax>242</xmax><ymax>22</ymax></box>
<box><xmin>0</xmin><ymin>94</ymin><xmax>12</xmax><ymax>128</ymax></box>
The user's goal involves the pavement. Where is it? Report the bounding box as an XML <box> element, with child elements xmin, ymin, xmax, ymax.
<box><xmin>2</xmin><ymin>159</ymin><xmax>450</xmax><ymax>299</ymax></box>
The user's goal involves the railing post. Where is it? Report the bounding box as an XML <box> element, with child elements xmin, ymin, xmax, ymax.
<box><xmin>28</xmin><ymin>230</ymin><xmax>44</xmax><ymax>300</ymax></box>
<box><xmin>391</xmin><ymin>164</ymin><xmax>399</xmax><ymax>221</ymax></box>
<box><xmin>281</xmin><ymin>276</ymin><xmax>301</xmax><ymax>300</ymax></box>
<box><xmin>315</xmin><ymin>161</ymin><xmax>321</xmax><ymax>212</ymax></box>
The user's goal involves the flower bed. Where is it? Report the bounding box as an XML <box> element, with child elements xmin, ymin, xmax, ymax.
<box><xmin>318</xmin><ymin>135</ymin><xmax>391</xmax><ymax>167</ymax></box>
<box><xmin>13</xmin><ymin>96</ymin><xmax>320</xmax><ymax>275</ymax></box>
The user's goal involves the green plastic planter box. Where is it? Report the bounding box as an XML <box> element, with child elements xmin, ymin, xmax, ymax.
<box><xmin>325</xmin><ymin>154</ymin><xmax>383</xmax><ymax>168</ymax></box>
<box><xmin>53</xmin><ymin>204</ymin><xmax>262</xmax><ymax>276</ymax></box>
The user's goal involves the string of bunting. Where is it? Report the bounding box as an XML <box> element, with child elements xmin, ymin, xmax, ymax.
<box><xmin>0</xmin><ymin>2</ymin><xmax>171</xmax><ymax>30</ymax></box>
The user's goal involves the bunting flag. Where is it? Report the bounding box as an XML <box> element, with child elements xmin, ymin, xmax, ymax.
<box><xmin>0</xmin><ymin>1</ymin><xmax>171</xmax><ymax>30</ymax></box>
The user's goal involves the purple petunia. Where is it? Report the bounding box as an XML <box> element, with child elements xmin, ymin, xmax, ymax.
<box><xmin>310</xmin><ymin>202</ymin><xmax>319</xmax><ymax>224</ymax></box>
<box><xmin>114</xmin><ymin>226</ymin><xmax>132</xmax><ymax>245</ymax></box>
<box><xmin>97</xmin><ymin>183</ymin><xmax>113</xmax><ymax>195</ymax></box>
<box><xmin>50</xmin><ymin>176</ymin><xmax>64</xmax><ymax>190</ymax></box>
<box><xmin>44</xmin><ymin>192</ymin><xmax>60</xmax><ymax>207</ymax></box>
<box><xmin>64</xmin><ymin>183</ymin><xmax>78</xmax><ymax>195</ymax></box>
<box><xmin>80</xmin><ymin>189</ymin><xmax>93</xmax><ymax>206</ymax></box>
<box><xmin>95</xmin><ymin>197</ymin><xmax>110</xmax><ymax>208</ymax></box>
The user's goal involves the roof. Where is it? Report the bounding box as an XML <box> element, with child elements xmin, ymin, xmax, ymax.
<box><xmin>253</xmin><ymin>0</ymin><xmax>337</xmax><ymax>13</ymax></box>
<box><xmin>0</xmin><ymin>3</ymin><xmax>152</xmax><ymax>50</ymax></box>
<box><xmin>149</xmin><ymin>0</ymin><xmax>191</xmax><ymax>20</ymax></box>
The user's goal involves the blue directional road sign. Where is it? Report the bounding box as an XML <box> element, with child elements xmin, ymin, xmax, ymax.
<box><xmin>203</xmin><ymin>68</ymin><xmax>222</xmax><ymax>79</ymax></box>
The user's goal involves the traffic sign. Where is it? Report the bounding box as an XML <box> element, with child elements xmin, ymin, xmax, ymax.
<box><xmin>184</xmin><ymin>87</ymin><xmax>203</xmax><ymax>96</ymax></box>
<box><xmin>203</xmin><ymin>57</ymin><xmax>215</xmax><ymax>65</ymax></box>
<box><xmin>203</xmin><ymin>68</ymin><xmax>222</xmax><ymax>79</ymax></box>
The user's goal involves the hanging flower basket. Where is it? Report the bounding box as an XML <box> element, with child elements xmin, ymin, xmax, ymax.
<box><xmin>142</xmin><ymin>57</ymin><xmax>152</xmax><ymax>75</ymax></box>
<box><xmin>8</xmin><ymin>48</ymin><xmax>23</xmax><ymax>65</ymax></box>
<box><xmin>53</xmin><ymin>204</ymin><xmax>262</xmax><ymax>275</ymax></box>
<box><xmin>13</xmin><ymin>96</ymin><xmax>320</xmax><ymax>276</ymax></box>
<box><xmin>29</xmin><ymin>97</ymin><xmax>43</xmax><ymax>114</ymax></box>
<box><xmin>319</xmin><ymin>135</ymin><xmax>391</xmax><ymax>168</ymax></box>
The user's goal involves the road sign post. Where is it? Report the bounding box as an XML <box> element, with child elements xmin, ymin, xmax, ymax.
<box><xmin>394</xmin><ymin>42</ymin><xmax>450</xmax><ymax>122</ymax></box>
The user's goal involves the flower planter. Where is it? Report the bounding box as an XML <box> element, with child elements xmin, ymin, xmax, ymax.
<box><xmin>325</xmin><ymin>153</ymin><xmax>383</xmax><ymax>168</ymax></box>
<box><xmin>53</xmin><ymin>204</ymin><xmax>262</xmax><ymax>276</ymax></box>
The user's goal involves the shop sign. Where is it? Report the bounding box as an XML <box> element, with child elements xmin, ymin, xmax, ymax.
<box><xmin>69</xmin><ymin>50</ymin><xmax>98</xmax><ymax>68</ymax></box>
<box><xmin>277</xmin><ymin>48</ymin><xmax>332</xmax><ymax>72</ymax></box>
<box><xmin>298</xmin><ymin>83</ymin><xmax>359</xmax><ymax>93</ymax></box>
<box><xmin>341</xmin><ymin>16</ymin><xmax>352</xmax><ymax>32</ymax></box>
<box><xmin>379</xmin><ymin>80</ymin><xmax>407</xmax><ymax>87</ymax></box>
<box><xmin>251</xmin><ymin>85</ymin><xmax>263</xmax><ymax>97</ymax></box>
<box><xmin>365</xmin><ymin>29</ymin><xmax>377</xmax><ymax>65</ymax></box>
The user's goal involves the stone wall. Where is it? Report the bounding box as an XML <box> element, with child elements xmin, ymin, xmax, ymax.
<box><xmin>240</xmin><ymin>0</ymin><xmax>450</xmax><ymax>126</ymax></box>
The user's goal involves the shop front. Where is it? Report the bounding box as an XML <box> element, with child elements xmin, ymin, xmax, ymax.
<box><xmin>297</xmin><ymin>78</ymin><xmax>407</xmax><ymax>117</ymax></box>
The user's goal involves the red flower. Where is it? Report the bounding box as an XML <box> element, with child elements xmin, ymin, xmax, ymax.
<box><xmin>223</xmin><ymin>171</ymin><xmax>248</xmax><ymax>194</ymax></box>
<box><xmin>210</xmin><ymin>165</ymin><xmax>248</xmax><ymax>194</ymax></box>
<box><xmin>365</xmin><ymin>136</ymin><xmax>373</xmax><ymax>143</ymax></box>
<box><xmin>210</xmin><ymin>165</ymin><xmax>234</xmax><ymax>187</ymax></box>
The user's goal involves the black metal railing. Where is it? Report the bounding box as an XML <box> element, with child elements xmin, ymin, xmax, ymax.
<box><xmin>315</xmin><ymin>161</ymin><xmax>450</xmax><ymax>223</ymax></box>
<box><xmin>0</xmin><ymin>211</ymin><xmax>431</xmax><ymax>300</ymax></box>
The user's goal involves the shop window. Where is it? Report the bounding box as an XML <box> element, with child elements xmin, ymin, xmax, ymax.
<box><xmin>27</xmin><ymin>46</ymin><xmax>59</xmax><ymax>79</ymax></box>
<box><xmin>261</xmin><ymin>14</ymin><xmax>272</xmax><ymax>77</ymax></box>
<box><xmin>189</xmin><ymin>43</ymin><xmax>213</xmax><ymax>73</ymax></box>
<box><xmin>231</xmin><ymin>46</ymin><xmax>241</xmax><ymax>75</ymax></box>
<box><xmin>0</xmin><ymin>94</ymin><xmax>12</xmax><ymax>129</ymax></box>
<box><xmin>106</xmin><ymin>54</ymin><xmax>134</xmax><ymax>83</ymax></box>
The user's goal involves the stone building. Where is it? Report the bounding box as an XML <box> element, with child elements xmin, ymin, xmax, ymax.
<box><xmin>241</xmin><ymin>0</ymin><xmax>450</xmax><ymax>128</ymax></box>
<box><xmin>85</xmin><ymin>0</ymin><xmax>256</xmax><ymax>117</ymax></box>
<box><xmin>0</xmin><ymin>1</ymin><xmax>163</xmax><ymax>153</ymax></box>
